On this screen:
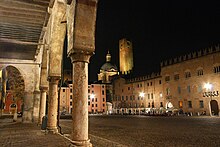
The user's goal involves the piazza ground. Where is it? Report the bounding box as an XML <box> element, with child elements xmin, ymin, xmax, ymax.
<box><xmin>60</xmin><ymin>115</ymin><xmax>220</xmax><ymax>147</ymax></box>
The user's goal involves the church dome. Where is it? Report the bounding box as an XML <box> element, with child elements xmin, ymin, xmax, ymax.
<box><xmin>101</xmin><ymin>62</ymin><xmax>118</xmax><ymax>71</ymax></box>
<box><xmin>100</xmin><ymin>51</ymin><xmax>118</xmax><ymax>72</ymax></box>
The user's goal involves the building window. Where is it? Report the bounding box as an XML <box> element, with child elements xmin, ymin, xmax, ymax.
<box><xmin>188</xmin><ymin>101</ymin><xmax>192</xmax><ymax>108</ymax></box>
<box><xmin>70</xmin><ymin>89</ymin><xmax>73</xmax><ymax>93</ymax></box>
<box><xmin>214</xmin><ymin>66</ymin><xmax>220</xmax><ymax>73</ymax></box>
<box><xmin>179</xmin><ymin>101</ymin><xmax>183</xmax><ymax>108</ymax></box>
<box><xmin>197</xmin><ymin>85</ymin><xmax>202</xmax><ymax>93</ymax></box>
<box><xmin>197</xmin><ymin>69</ymin><xmax>203</xmax><ymax>76</ymax></box>
<box><xmin>165</xmin><ymin>76</ymin><xmax>170</xmax><ymax>82</ymax></box>
<box><xmin>159</xmin><ymin>80</ymin><xmax>162</xmax><ymax>84</ymax></box>
<box><xmin>128</xmin><ymin>87</ymin><xmax>130</xmax><ymax>90</ymax></box>
<box><xmin>91</xmin><ymin>85</ymin><xmax>94</xmax><ymax>88</ymax></box>
<box><xmin>148</xmin><ymin>102</ymin><xmax>150</xmax><ymax>107</ymax></box>
<box><xmin>178</xmin><ymin>86</ymin><xmax>181</xmax><ymax>94</ymax></box>
<box><xmin>122</xmin><ymin>96</ymin><xmax>124</xmax><ymax>101</ymax></box>
<box><xmin>148</xmin><ymin>94</ymin><xmax>150</xmax><ymax>99</ymax></box>
<box><xmin>88</xmin><ymin>101</ymin><xmax>90</xmax><ymax>105</ymax></box>
<box><xmin>70</xmin><ymin>95</ymin><xmax>73</xmax><ymax>99</ymax></box>
<box><xmin>63</xmin><ymin>89</ymin><xmax>65</xmax><ymax>92</ymax></box>
<box><xmin>130</xmin><ymin>96</ymin><xmax>132</xmax><ymax>100</ymax></box>
<box><xmin>160</xmin><ymin>102</ymin><xmax>163</xmax><ymax>107</ymax></box>
<box><xmin>70</xmin><ymin>102</ymin><xmax>72</xmax><ymax>106</ymax></box>
<box><xmin>199</xmin><ymin>100</ymin><xmax>204</xmax><ymax>108</ymax></box>
<box><xmin>150</xmin><ymin>82</ymin><xmax>152</xmax><ymax>86</ymax></box>
<box><xmin>126</xmin><ymin>96</ymin><xmax>128</xmax><ymax>100</ymax></box>
<box><xmin>174</xmin><ymin>74</ymin><xmax>179</xmax><ymax>81</ymax></box>
<box><xmin>103</xmin><ymin>104</ymin><xmax>105</xmax><ymax>107</ymax></box>
<box><xmin>187</xmin><ymin>85</ymin><xmax>191</xmax><ymax>93</ymax></box>
<box><xmin>95</xmin><ymin>104</ymin><xmax>97</xmax><ymax>107</ymax></box>
<box><xmin>185</xmin><ymin>71</ymin><xmax>191</xmax><ymax>78</ymax></box>
<box><xmin>102</xmin><ymin>85</ymin><xmax>104</xmax><ymax>88</ymax></box>
<box><xmin>151</xmin><ymin>93</ymin><xmax>153</xmax><ymax>99</ymax></box>
<box><xmin>166</xmin><ymin>88</ymin><xmax>170</xmax><ymax>95</ymax></box>
<box><xmin>102</xmin><ymin>90</ymin><xmax>104</xmax><ymax>95</ymax></box>
<box><xmin>103</xmin><ymin>98</ymin><xmax>105</xmax><ymax>102</ymax></box>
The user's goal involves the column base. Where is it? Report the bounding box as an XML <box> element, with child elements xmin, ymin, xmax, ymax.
<box><xmin>47</xmin><ymin>127</ymin><xmax>58</xmax><ymax>134</ymax></box>
<box><xmin>70</xmin><ymin>139</ymin><xmax>92</xmax><ymax>147</ymax></box>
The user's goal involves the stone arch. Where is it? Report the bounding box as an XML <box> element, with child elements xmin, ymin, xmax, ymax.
<box><xmin>0</xmin><ymin>62</ymin><xmax>41</xmax><ymax>122</ymax></box>
<box><xmin>1</xmin><ymin>65</ymin><xmax>25</xmax><ymax>116</ymax></box>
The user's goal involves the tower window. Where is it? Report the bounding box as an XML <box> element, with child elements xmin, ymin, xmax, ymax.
<box><xmin>214</xmin><ymin>66</ymin><xmax>220</xmax><ymax>73</ymax></box>
<box><xmin>197</xmin><ymin>69</ymin><xmax>203</xmax><ymax>76</ymax></box>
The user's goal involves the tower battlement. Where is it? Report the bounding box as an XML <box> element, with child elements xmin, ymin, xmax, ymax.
<box><xmin>160</xmin><ymin>45</ymin><xmax>220</xmax><ymax>67</ymax></box>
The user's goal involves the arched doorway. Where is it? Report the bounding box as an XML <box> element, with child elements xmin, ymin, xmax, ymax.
<box><xmin>5</xmin><ymin>66</ymin><xmax>25</xmax><ymax>115</ymax></box>
<box><xmin>210</xmin><ymin>100</ymin><xmax>219</xmax><ymax>116</ymax></box>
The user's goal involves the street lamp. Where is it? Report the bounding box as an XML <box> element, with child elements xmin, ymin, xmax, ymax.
<box><xmin>90</xmin><ymin>93</ymin><xmax>95</xmax><ymax>99</ymax></box>
<box><xmin>204</xmin><ymin>83</ymin><xmax>212</xmax><ymax>91</ymax></box>
<box><xmin>139</xmin><ymin>92</ymin><xmax>145</xmax><ymax>98</ymax></box>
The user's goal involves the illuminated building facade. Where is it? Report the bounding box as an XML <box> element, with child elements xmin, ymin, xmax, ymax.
<box><xmin>119</xmin><ymin>38</ymin><xmax>133</xmax><ymax>74</ymax></box>
<box><xmin>112</xmin><ymin>73</ymin><xmax>163</xmax><ymax>115</ymax></box>
<box><xmin>112</xmin><ymin>46</ymin><xmax>220</xmax><ymax>116</ymax></box>
<box><xmin>60</xmin><ymin>83</ymin><xmax>107</xmax><ymax>114</ymax></box>
<box><xmin>88</xmin><ymin>83</ymin><xmax>107</xmax><ymax>114</ymax></box>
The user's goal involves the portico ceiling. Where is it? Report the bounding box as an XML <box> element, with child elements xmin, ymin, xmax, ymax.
<box><xmin>0</xmin><ymin>0</ymin><xmax>51</xmax><ymax>60</ymax></box>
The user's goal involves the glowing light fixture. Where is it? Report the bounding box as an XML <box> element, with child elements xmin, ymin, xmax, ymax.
<box><xmin>90</xmin><ymin>93</ymin><xmax>95</xmax><ymax>99</ymax></box>
<box><xmin>139</xmin><ymin>92</ymin><xmax>145</xmax><ymax>97</ymax></box>
<box><xmin>204</xmin><ymin>83</ymin><xmax>212</xmax><ymax>90</ymax></box>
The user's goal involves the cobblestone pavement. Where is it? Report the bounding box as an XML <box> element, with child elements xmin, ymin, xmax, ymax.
<box><xmin>0</xmin><ymin>117</ymin><xmax>71</xmax><ymax>147</ymax></box>
<box><xmin>1</xmin><ymin>115</ymin><xmax>220</xmax><ymax>147</ymax></box>
<box><xmin>0</xmin><ymin>116</ymin><xmax>120</xmax><ymax>147</ymax></box>
<box><xmin>61</xmin><ymin>115</ymin><xmax>220</xmax><ymax>147</ymax></box>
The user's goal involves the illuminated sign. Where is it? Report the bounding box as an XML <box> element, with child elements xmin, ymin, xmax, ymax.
<box><xmin>203</xmin><ymin>91</ymin><xmax>219</xmax><ymax>97</ymax></box>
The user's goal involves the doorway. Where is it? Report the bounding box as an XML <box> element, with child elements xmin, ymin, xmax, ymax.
<box><xmin>210</xmin><ymin>100</ymin><xmax>219</xmax><ymax>115</ymax></box>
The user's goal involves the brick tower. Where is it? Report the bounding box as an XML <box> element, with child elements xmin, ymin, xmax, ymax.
<box><xmin>119</xmin><ymin>38</ymin><xmax>133</xmax><ymax>74</ymax></box>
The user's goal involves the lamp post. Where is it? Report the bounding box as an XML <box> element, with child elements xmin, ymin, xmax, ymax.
<box><xmin>204</xmin><ymin>83</ymin><xmax>213</xmax><ymax>116</ymax></box>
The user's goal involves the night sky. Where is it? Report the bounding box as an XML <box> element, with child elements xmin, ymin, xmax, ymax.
<box><xmin>65</xmin><ymin>0</ymin><xmax>220</xmax><ymax>82</ymax></box>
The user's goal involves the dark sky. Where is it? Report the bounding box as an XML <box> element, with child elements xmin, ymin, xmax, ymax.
<box><xmin>67</xmin><ymin>0</ymin><xmax>220</xmax><ymax>82</ymax></box>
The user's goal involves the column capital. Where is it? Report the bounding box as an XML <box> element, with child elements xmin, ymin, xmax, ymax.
<box><xmin>40</xmin><ymin>86</ymin><xmax>48</xmax><ymax>92</ymax></box>
<box><xmin>33</xmin><ymin>90</ymin><xmax>41</xmax><ymax>94</ymax></box>
<box><xmin>47</xmin><ymin>76</ymin><xmax>60</xmax><ymax>83</ymax></box>
<box><xmin>68</xmin><ymin>50</ymin><xmax>94</xmax><ymax>63</ymax></box>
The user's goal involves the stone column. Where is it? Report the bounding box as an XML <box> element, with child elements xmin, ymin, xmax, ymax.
<box><xmin>46</xmin><ymin>76</ymin><xmax>60</xmax><ymax>133</ymax></box>
<box><xmin>38</xmin><ymin>86</ymin><xmax>48</xmax><ymax>124</ymax></box>
<box><xmin>67</xmin><ymin>0</ymin><xmax>98</xmax><ymax>146</ymax></box>
<box><xmin>22</xmin><ymin>91</ymin><xmax>34</xmax><ymax>123</ymax></box>
<box><xmin>0</xmin><ymin>69</ymin><xmax>7</xmax><ymax>116</ymax></box>
<box><xmin>69</xmin><ymin>51</ymin><xmax>92</xmax><ymax>147</ymax></box>
<box><xmin>32</xmin><ymin>90</ymin><xmax>41</xmax><ymax>122</ymax></box>
<box><xmin>38</xmin><ymin>43</ymin><xmax>49</xmax><ymax>124</ymax></box>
